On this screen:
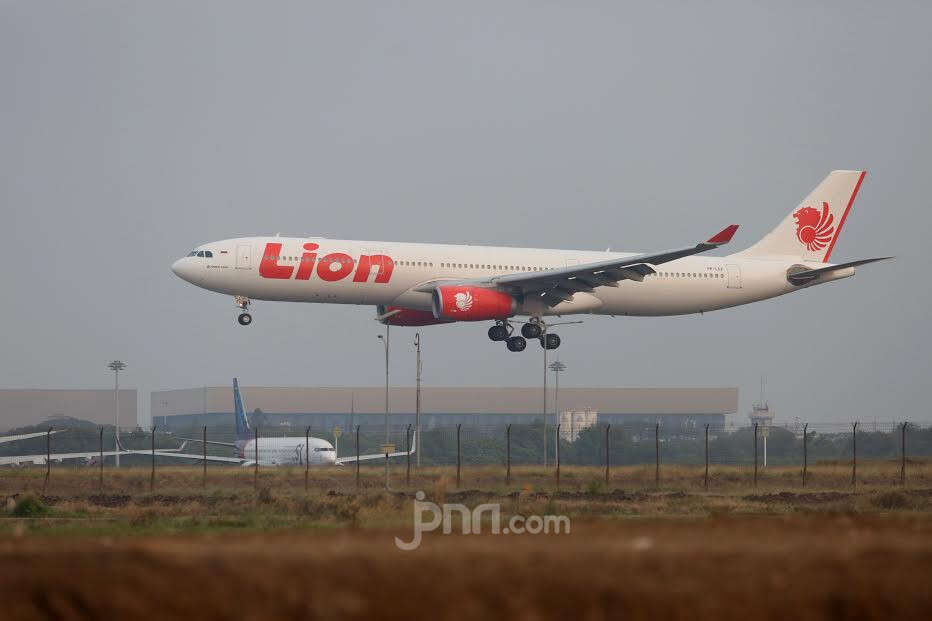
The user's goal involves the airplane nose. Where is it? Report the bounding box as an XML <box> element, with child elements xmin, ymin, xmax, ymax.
<box><xmin>171</xmin><ymin>257</ymin><xmax>200</xmax><ymax>284</ymax></box>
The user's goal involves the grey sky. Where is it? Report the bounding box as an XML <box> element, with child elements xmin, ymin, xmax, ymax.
<box><xmin>2</xmin><ymin>1</ymin><xmax>930</xmax><ymax>425</ymax></box>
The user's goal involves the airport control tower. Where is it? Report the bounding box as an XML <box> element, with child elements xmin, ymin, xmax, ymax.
<box><xmin>748</xmin><ymin>378</ymin><xmax>774</xmax><ymax>467</ymax></box>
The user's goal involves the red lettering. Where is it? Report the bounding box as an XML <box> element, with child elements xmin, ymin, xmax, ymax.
<box><xmin>316</xmin><ymin>252</ymin><xmax>354</xmax><ymax>282</ymax></box>
<box><xmin>295</xmin><ymin>243</ymin><xmax>319</xmax><ymax>280</ymax></box>
<box><xmin>353</xmin><ymin>254</ymin><xmax>394</xmax><ymax>283</ymax></box>
<box><xmin>259</xmin><ymin>243</ymin><xmax>294</xmax><ymax>279</ymax></box>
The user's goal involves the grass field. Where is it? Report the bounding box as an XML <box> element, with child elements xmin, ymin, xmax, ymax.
<box><xmin>2</xmin><ymin>461</ymin><xmax>931</xmax><ymax>619</ymax></box>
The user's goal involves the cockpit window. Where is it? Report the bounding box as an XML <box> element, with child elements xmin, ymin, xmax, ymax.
<box><xmin>203</xmin><ymin>250</ymin><xmax>213</xmax><ymax>258</ymax></box>
<box><xmin>196</xmin><ymin>251</ymin><xmax>205</xmax><ymax>257</ymax></box>
<box><xmin>314</xmin><ymin>447</ymin><xmax>335</xmax><ymax>452</ymax></box>
<box><xmin>188</xmin><ymin>251</ymin><xmax>197</xmax><ymax>256</ymax></box>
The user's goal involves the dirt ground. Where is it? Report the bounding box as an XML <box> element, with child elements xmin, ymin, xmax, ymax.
<box><xmin>1</xmin><ymin>463</ymin><xmax>931</xmax><ymax>620</ymax></box>
<box><xmin>1</xmin><ymin>515</ymin><xmax>931</xmax><ymax>620</ymax></box>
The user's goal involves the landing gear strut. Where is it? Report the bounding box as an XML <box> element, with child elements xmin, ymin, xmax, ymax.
<box><xmin>495</xmin><ymin>318</ymin><xmax>563</xmax><ymax>352</ymax></box>
<box><xmin>234</xmin><ymin>296</ymin><xmax>252</xmax><ymax>326</ymax></box>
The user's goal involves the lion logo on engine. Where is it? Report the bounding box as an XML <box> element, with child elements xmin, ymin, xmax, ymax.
<box><xmin>454</xmin><ymin>292</ymin><xmax>473</xmax><ymax>312</ymax></box>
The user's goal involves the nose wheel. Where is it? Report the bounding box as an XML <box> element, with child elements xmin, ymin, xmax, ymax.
<box><xmin>234</xmin><ymin>296</ymin><xmax>252</xmax><ymax>326</ymax></box>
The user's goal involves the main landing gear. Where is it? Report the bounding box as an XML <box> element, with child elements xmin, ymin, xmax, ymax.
<box><xmin>488</xmin><ymin>319</ymin><xmax>560</xmax><ymax>352</ymax></box>
<box><xmin>234</xmin><ymin>296</ymin><xmax>252</xmax><ymax>326</ymax></box>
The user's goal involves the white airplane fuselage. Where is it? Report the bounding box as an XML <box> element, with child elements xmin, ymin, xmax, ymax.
<box><xmin>238</xmin><ymin>436</ymin><xmax>337</xmax><ymax>467</ymax></box>
<box><xmin>171</xmin><ymin>236</ymin><xmax>848</xmax><ymax>318</ymax></box>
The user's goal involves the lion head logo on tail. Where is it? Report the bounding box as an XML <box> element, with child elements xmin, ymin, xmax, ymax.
<box><xmin>793</xmin><ymin>201</ymin><xmax>835</xmax><ymax>251</ymax></box>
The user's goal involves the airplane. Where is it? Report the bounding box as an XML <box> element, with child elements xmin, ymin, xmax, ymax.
<box><xmin>171</xmin><ymin>170</ymin><xmax>889</xmax><ymax>352</ymax></box>
<box><xmin>1</xmin><ymin>379</ymin><xmax>414</xmax><ymax>467</ymax></box>
<box><xmin>153</xmin><ymin>378</ymin><xmax>414</xmax><ymax>467</ymax></box>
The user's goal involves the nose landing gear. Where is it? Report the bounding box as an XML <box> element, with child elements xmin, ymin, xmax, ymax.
<box><xmin>234</xmin><ymin>296</ymin><xmax>252</xmax><ymax>326</ymax></box>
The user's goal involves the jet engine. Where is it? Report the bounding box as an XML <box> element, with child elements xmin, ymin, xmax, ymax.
<box><xmin>431</xmin><ymin>286</ymin><xmax>516</xmax><ymax>321</ymax></box>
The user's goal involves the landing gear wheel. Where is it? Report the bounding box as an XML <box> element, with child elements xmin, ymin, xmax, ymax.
<box><xmin>238</xmin><ymin>313</ymin><xmax>253</xmax><ymax>326</ymax></box>
<box><xmin>506</xmin><ymin>336</ymin><xmax>527</xmax><ymax>352</ymax></box>
<box><xmin>542</xmin><ymin>333</ymin><xmax>560</xmax><ymax>349</ymax></box>
<box><xmin>521</xmin><ymin>323</ymin><xmax>542</xmax><ymax>339</ymax></box>
<box><xmin>488</xmin><ymin>325</ymin><xmax>509</xmax><ymax>341</ymax></box>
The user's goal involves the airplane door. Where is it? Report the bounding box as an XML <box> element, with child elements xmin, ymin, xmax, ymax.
<box><xmin>725</xmin><ymin>264</ymin><xmax>742</xmax><ymax>289</ymax></box>
<box><xmin>236</xmin><ymin>244</ymin><xmax>252</xmax><ymax>269</ymax></box>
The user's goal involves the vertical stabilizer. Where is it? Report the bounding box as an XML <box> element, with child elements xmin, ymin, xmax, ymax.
<box><xmin>736</xmin><ymin>170</ymin><xmax>866</xmax><ymax>262</ymax></box>
<box><xmin>233</xmin><ymin>378</ymin><xmax>250</xmax><ymax>441</ymax></box>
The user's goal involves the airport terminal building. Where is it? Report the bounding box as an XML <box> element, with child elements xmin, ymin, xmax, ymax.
<box><xmin>150</xmin><ymin>386</ymin><xmax>737</xmax><ymax>432</ymax></box>
<box><xmin>0</xmin><ymin>389</ymin><xmax>137</xmax><ymax>431</ymax></box>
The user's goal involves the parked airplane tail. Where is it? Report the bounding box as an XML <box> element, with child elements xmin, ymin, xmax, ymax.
<box><xmin>233</xmin><ymin>377</ymin><xmax>250</xmax><ymax>441</ymax></box>
<box><xmin>736</xmin><ymin>170</ymin><xmax>866</xmax><ymax>263</ymax></box>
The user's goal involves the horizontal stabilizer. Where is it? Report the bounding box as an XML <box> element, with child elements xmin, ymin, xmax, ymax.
<box><xmin>787</xmin><ymin>257</ymin><xmax>893</xmax><ymax>285</ymax></box>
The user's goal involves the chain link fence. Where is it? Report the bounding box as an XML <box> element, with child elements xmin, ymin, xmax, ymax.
<box><xmin>1</xmin><ymin>421</ymin><xmax>928</xmax><ymax>490</ymax></box>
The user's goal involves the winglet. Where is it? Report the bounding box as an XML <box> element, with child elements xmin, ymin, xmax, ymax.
<box><xmin>706</xmin><ymin>225</ymin><xmax>739</xmax><ymax>245</ymax></box>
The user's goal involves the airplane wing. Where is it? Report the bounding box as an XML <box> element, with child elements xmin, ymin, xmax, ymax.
<box><xmin>335</xmin><ymin>432</ymin><xmax>417</xmax><ymax>465</ymax></box>
<box><xmin>171</xmin><ymin>437</ymin><xmax>238</xmax><ymax>448</ymax></box>
<box><xmin>0</xmin><ymin>430</ymin><xmax>62</xmax><ymax>445</ymax></box>
<box><xmin>414</xmin><ymin>225</ymin><xmax>739</xmax><ymax>307</ymax></box>
<box><xmin>787</xmin><ymin>256</ymin><xmax>893</xmax><ymax>285</ymax></box>
<box><xmin>0</xmin><ymin>450</ymin><xmax>124</xmax><ymax>466</ymax></box>
<box><xmin>124</xmin><ymin>450</ymin><xmax>245</xmax><ymax>464</ymax></box>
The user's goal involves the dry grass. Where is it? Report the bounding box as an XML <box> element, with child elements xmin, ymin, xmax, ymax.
<box><xmin>1</xmin><ymin>462</ymin><xmax>931</xmax><ymax>619</ymax></box>
<box><xmin>1</xmin><ymin>515</ymin><xmax>931</xmax><ymax>620</ymax></box>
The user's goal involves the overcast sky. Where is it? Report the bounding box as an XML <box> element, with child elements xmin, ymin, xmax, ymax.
<box><xmin>2</xmin><ymin>1</ymin><xmax>930</xmax><ymax>425</ymax></box>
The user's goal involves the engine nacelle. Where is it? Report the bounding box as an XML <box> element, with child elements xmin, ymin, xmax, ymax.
<box><xmin>377</xmin><ymin>305</ymin><xmax>453</xmax><ymax>326</ymax></box>
<box><xmin>431</xmin><ymin>286</ymin><xmax>516</xmax><ymax>321</ymax></box>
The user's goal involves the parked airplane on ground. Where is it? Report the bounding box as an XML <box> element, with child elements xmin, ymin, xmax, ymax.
<box><xmin>1</xmin><ymin>380</ymin><xmax>413</xmax><ymax>467</ymax></box>
<box><xmin>158</xmin><ymin>379</ymin><xmax>413</xmax><ymax>466</ymax></box>
<box><xmin>172</xmin><ymin>170</ymin><xmax>889</xmax><ymax>351</ymax></box>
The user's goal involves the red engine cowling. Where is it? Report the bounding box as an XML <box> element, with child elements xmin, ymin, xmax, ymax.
<box><xmin>377</xmin><ymin>305</ymin><xmax>454</xmax><ymax>326</ymax></box>
<box><xmin>431</xmin><ymin>286</ymin><xmax>516</xmax><ymax>321</ymax></box>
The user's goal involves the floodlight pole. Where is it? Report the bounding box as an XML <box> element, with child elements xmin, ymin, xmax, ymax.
<box><xmin>377</xmin><ymin>328</ymin><xmax>390</xmax><ymax>486</ymax></box>
<box><xmin>414</xmin><ymin>332</ymin><xmax>422</xmax><ymax>467</ymax></box>
<box><xmin>107</xmin><ymin>360</ymin><xmax>126</xmax><ymax>467</ymax></box>
<box><xmin>549</xmin><ymin>360</ymin><xmax>566</xmax><ymax>466</ymax></box>
<box><xmin>542</xmin><ymin>343</ymin><xmax>548</xmax><ymax>468</ymax></box>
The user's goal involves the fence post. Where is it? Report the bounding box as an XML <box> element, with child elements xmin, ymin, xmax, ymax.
<box><xmin>604</xmin><ymin>424</ymin><xmax>611</xmax><ymax>485</ymax></box>
<box><xmin>753</xmin><ymin>423</ymin><xmax>759</xmax><ymax>489</ymax></box>
<box><xmin>202</xmin><ymin>425</ymin><xmax>207</xmax><ymax>488</ymax></box>
<box><xmin>405</xmin><ymin>424</ymin><xmax>411</xmax><ymax>487</ymax></box>
<box><xmin>506</xmin><ymin>424</ymin><xmax>511</xmax><ymax>485</ymax></box>
<box><xmin>901</xmin><ymin>422</ymin><xmax>907</xmax><ymax>487</ymax></box>
<box><xmin>704</xmin><ymin>424</ymin><xmax>709</xmax><ymax>490</ymax></box>
<box><xmin>44</xmin><ymin>427</ymin><xmax>52</xmax><ymax>492</ymax></box>
<box><xmin>556</xmin><ymin>424</ymin><xmax>561</xmax><ymax>490</ymax></box>
<box><xmin>305</xmin><ymin>426</ymin><xmax>310</xmax><ymax>492</ymax></box>
<box><xmin>99</xmin><ymin>427</ymin><xmax>104</xmax><ymax>489</ymax></box>
<box><xmin>655</xmin><ymin>423</ymin><xmax>660</xmax><ymax>489</ymax></box>
<box><xmin>802</xmin><ymin>423</ymin><xmax>808</xmax><ymax>487</ymax></box>
<box><xmin>355</xmin><ymin>425</ymin><xmax>360</xmax><ymax>490</ymax></box>
<box><xmin>254</xmin><ymin>426</ymin><xmax>259</xmax><ymax>490</ymax></box>
<box><xmin>456</xmin><ymin>424</ymin><xmax>461</xmax><ymax>489</ymax></box>
<box><xmin>150</xmin><ymin>425</ymin><xmax>156</xmax><ymax>492</ymax></box>
<box><xmin>851</xmin><ymin>421</ymin><xmax>858</xmax><ymax>488</ymax></box>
